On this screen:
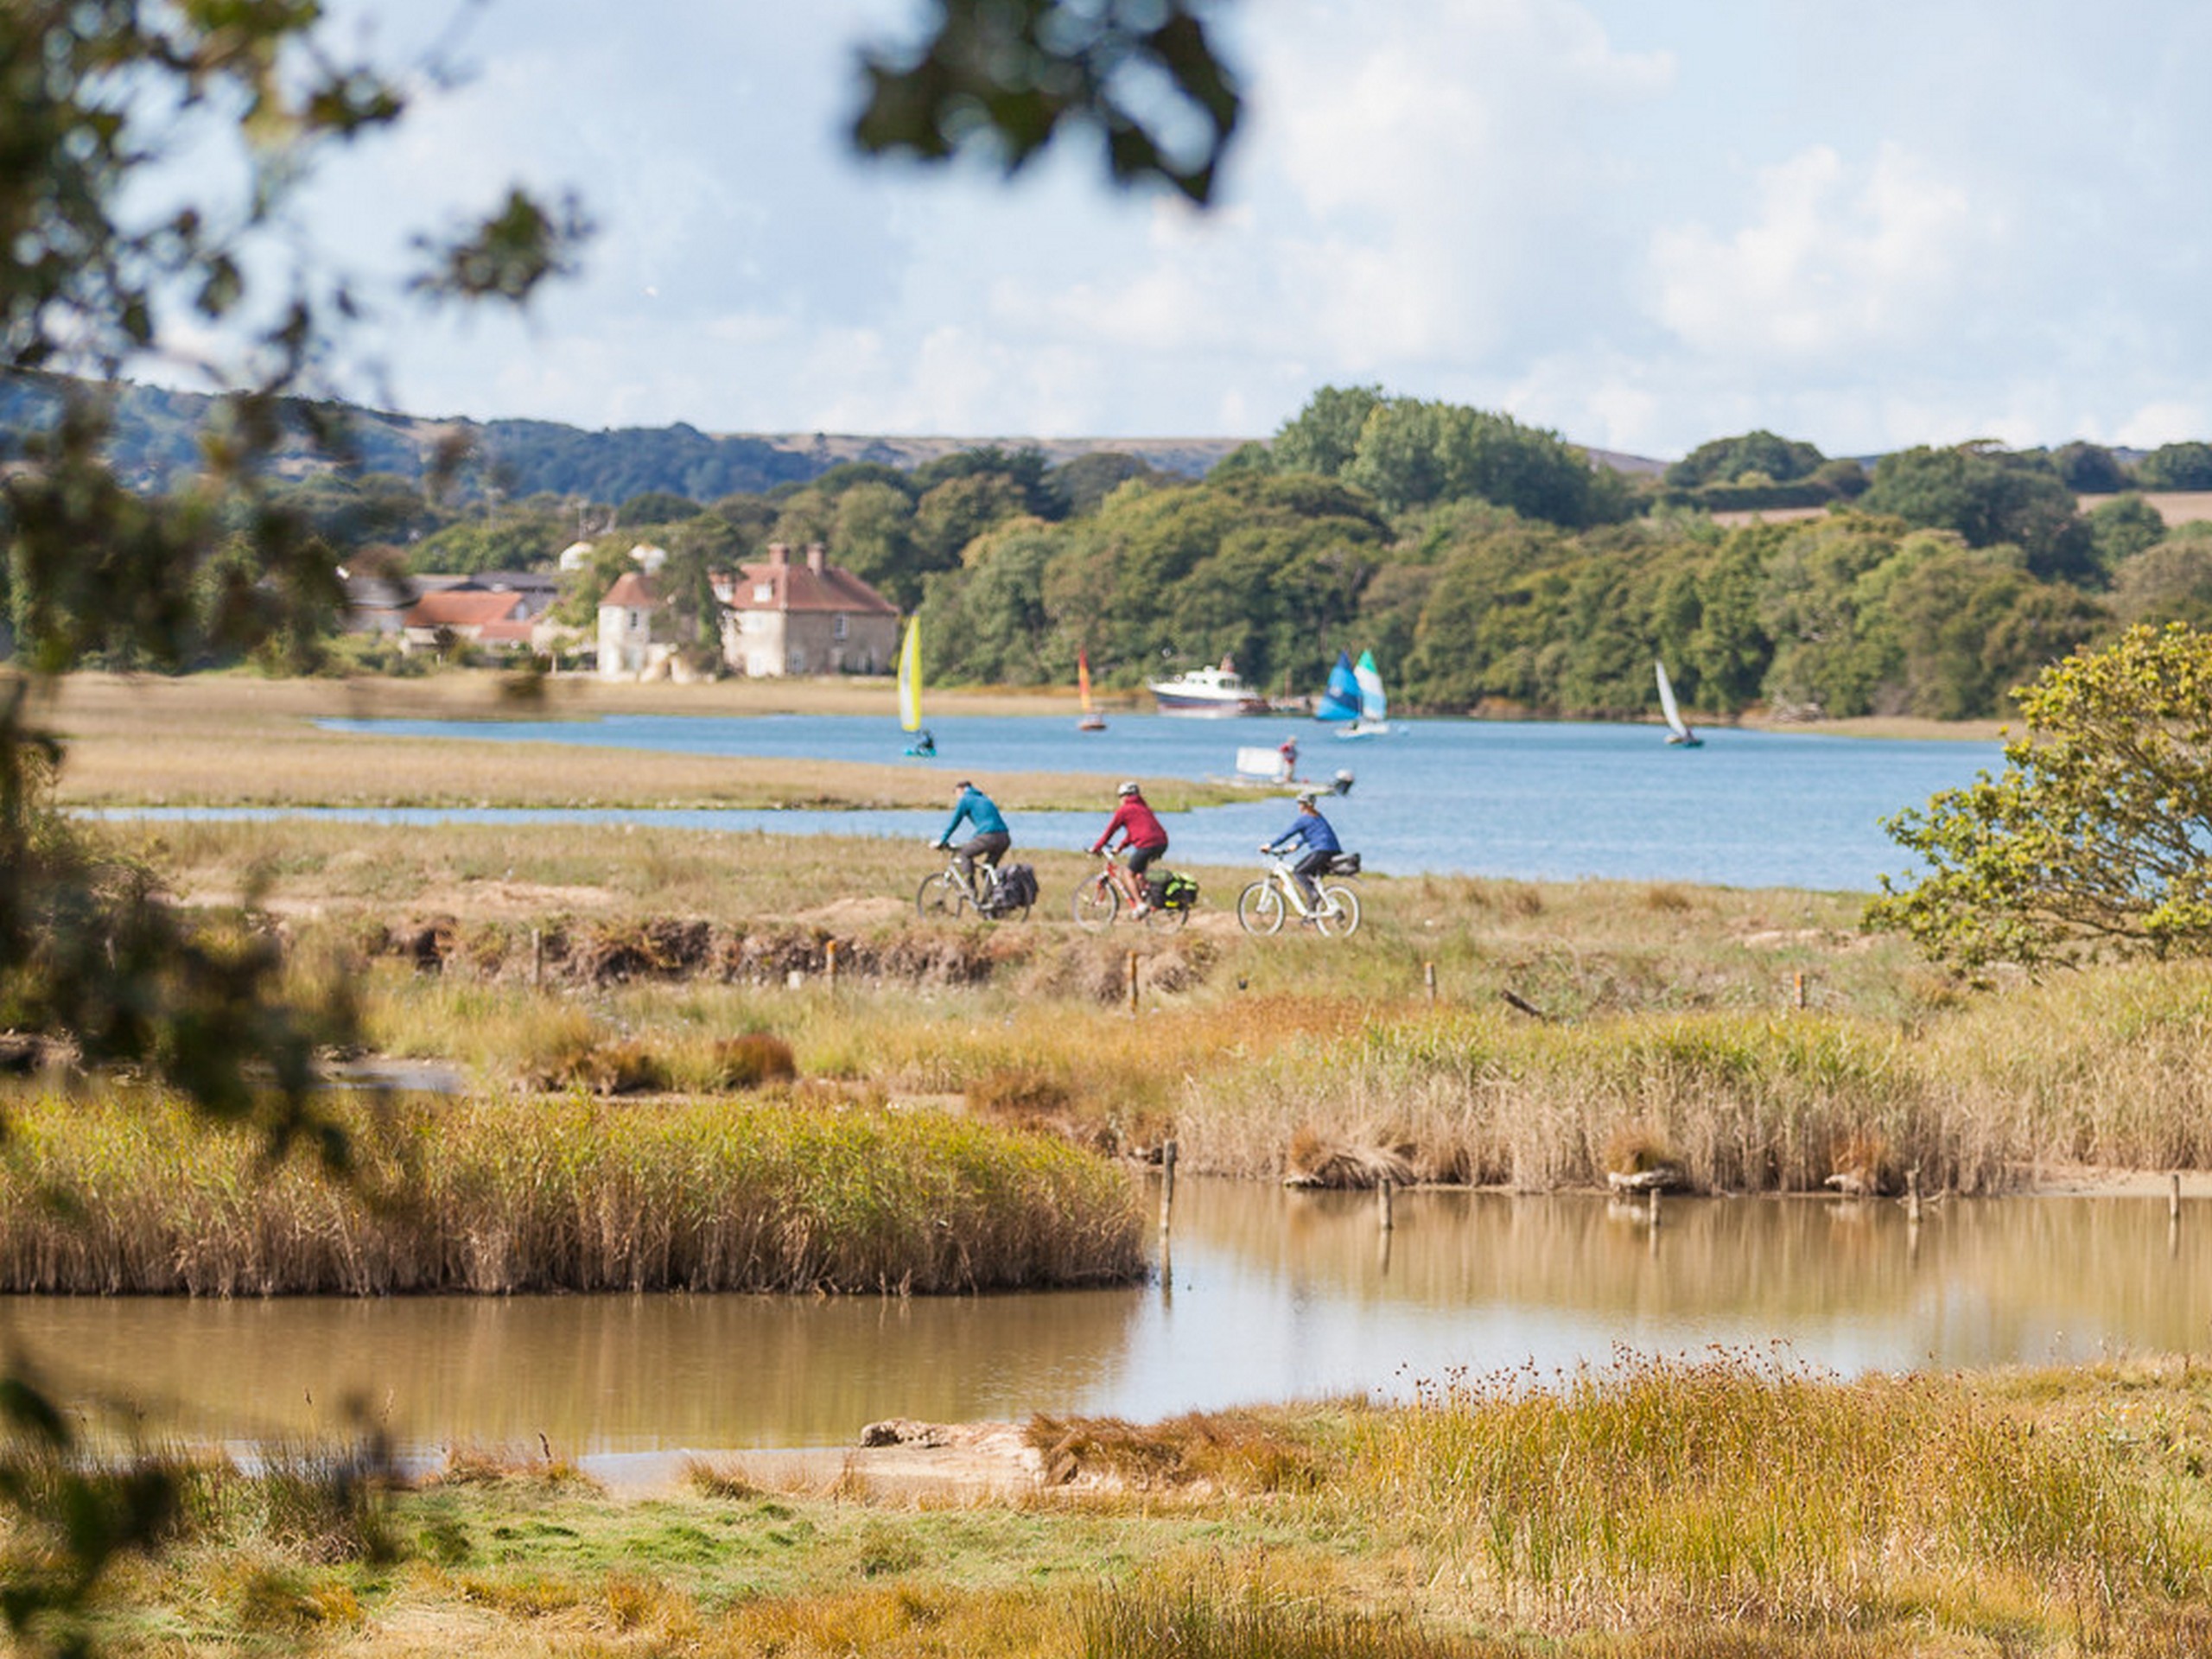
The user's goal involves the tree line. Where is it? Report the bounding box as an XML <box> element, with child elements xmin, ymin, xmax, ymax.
<box><xmin>14</xmin><ymin>379</ymin><xmax>2212</xmax><ymax>721</ymax></box>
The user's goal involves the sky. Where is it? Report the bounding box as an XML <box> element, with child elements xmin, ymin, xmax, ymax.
<box><xmin>257</xmin><ymin>0</ymin><xmax>2212</xmax><ymax>461</ymax></box>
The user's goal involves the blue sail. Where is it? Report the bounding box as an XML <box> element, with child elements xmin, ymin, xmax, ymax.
<box><xmin>1315</xmin><ymin>650</ymin><xmax>1361</xmax><ymax>721</ymax></box>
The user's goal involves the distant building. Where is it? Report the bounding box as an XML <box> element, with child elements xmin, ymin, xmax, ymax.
<box><xmin>713</xmin><ymin>543</ymin><xmax>899</xmax><ymax>677</ymax></box>
<box><xmin>597</xmin><ymin>570</ymin><xmax>677</xmax><ymax>680</ymax></box>
<box><xmin>401</xmin><ymin>588</ymin><xmax>532</xmax><ymax>654</ymax></box>
<box><xmin>340</xmin><ymin>572</ymin><xmax>419</xmax><ymax>635</ymax></box>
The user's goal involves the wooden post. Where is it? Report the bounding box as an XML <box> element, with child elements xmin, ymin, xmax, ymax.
<box><xmin>1793</xmin><ymin>971</ymin><xmax>1807</xmax><ymax>1010</ymax></box>
<box><xmin>1126</xmin><ymin>950</ymin><xmax>1140</xmax><ymax>1018</ymax></box>
<box><xmin>1907</xmin><ymin>1167</ymin><xmax>1923</xmax><ymax>1225</ymax></box>
<box><xmin>531</xmin><ymin>927</ymin><xmax>544</xmax><ymax>989</ymax></box>
<box><xmin>1377</xmin><ymin>1177</ymin><xmax>1395</xmax><ymax>1232</ymax></box>
<box><xmin>1647</xmin><ymin>1188</ymin><xmax>1662</xmax><ymax>1230</ymax></box>
<box><xmin>1423</xmin><ymin>962</ymin><xmax>1438</xmax><ymax>1004</ymax></box>
<box><xmin>1159</xmin><ymin>1140</ymin><xmax>1178</xmax><ymax>1236</ymax></box>
<box><xmin>2173</xmin><ymin>1173</ymin><xmax>2184</xmax><ymax>1223</ymax></box>
<box><xmin>824</xmin><ymin>938</ymin><xmax>839</xmax><ymax>995</ymax></box>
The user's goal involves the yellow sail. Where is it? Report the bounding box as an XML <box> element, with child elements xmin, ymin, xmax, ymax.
<box><xmin>897</xmin><ymin>617</ymin><xmax>922</xmax><ymax>733</ymax></box>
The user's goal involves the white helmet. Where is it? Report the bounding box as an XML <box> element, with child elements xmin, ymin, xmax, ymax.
<box><xmin>1116</xmin><ymin>780</ymin><xmax>1141</xmax><ymax>797</ymax></box>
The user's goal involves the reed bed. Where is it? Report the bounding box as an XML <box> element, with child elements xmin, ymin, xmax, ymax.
<box><xmin>1177</xmin><ymin>963</ymin><xmax>2212</xmax><ymax>1192</ymax></box>
<box><xmin>1348</xmin><ymin>1351</ymin><xmax>2207</xmax><ymax>1637</ymax></box>
<box><xmin>0</xmin><ymin>1090</ymin><xmax>1145</xmax><ymax>1294</ymax></box>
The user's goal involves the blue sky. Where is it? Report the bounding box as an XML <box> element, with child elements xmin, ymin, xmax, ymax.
<box><xmin>275</xmin><ymin>1</ymin><xmax>2212</xmax><ymax>460</ymax></box>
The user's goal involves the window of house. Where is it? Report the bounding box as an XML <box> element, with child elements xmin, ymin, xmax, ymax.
<box><xmin>629</xmin><ymin>609</ymin><xmax>642</xmax><ymax>630</ymax></box>
<box><xmin>787</xmin><ymin>650</ymin><xmax>804</xmax><ymax>674</ymax></box>
<box><xmin>833</xmin><ymin>613</ymin><xmax>848</xmax><ymax>639</ymax></box>
<box><xmin>753</xmin><ymin>583</ymin><xmax>773</xmax><ymax>603</ymax></box>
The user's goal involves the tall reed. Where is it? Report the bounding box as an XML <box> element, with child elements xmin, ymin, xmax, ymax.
<box><xmin>0</xmin><ymin>1090</ymin><xmax>1144</xmax><ymax>1294</ymax></box>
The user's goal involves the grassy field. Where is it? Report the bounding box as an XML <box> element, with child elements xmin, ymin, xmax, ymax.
<box><xmin>46</xmin><ymin>1355</ymin><xmax>2212</xmax><ymax>1656</ymax></box>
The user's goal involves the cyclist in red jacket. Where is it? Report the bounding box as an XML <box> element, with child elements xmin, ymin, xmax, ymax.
<box><xmin>1090</xmin><ymin>780</ymin><xmax>1169</xmax><ymax>915</ymax></box>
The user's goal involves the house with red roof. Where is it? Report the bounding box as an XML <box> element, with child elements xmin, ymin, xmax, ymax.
<box><xmin>401</xmin><ymin>586</ymin><xmax>532</xmax><ymax>655</ymax></box>
<box><xmin>712</xmin><ymin>543</ymin><xmax>899</xmax><ymax>677</ymax></box>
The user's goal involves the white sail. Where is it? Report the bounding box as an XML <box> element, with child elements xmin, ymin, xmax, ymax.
<box><xmin>1655</xmin><ymin>659</ymin><xmax>1693</xmax><ymax>742</ymax></box>
<box><xmin>1353</xmin><ymin>650</ymin><xmax>1387</xmax><ymax>723</ymax></box>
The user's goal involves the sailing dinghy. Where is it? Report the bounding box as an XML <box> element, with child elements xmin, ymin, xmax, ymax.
<box><xmin>1655</xmin><ymin>660</ymin><xmax>1702</xmax><ymax>747</ymax></box>
<box><xmin>1077</xmin><ymin>647</ymin><xmax>1106</xmax><ymax>731</ymax></box>
<box><xmin>1343</xmin><ymin>649</ymin><xmax>1390</xmax><ymax>738</ymax></box>
<box><xmin>899</xmin><ymin>619</ymin><xmax>933</xmax><ymax>755</ymax></box>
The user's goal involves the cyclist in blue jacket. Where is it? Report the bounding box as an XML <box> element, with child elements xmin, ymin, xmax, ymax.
<box><xmin>1260</xmin><ymin>791</ymin><xmax>1341</xmax><ymax>915</ymax></box>
<box><xmin>936</xmin><ymin>779</ymin><xmax>1010</xmax><ymax>893</ymax></box>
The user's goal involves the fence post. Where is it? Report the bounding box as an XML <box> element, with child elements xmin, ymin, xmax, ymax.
<box><xmin>1793</xmin><ymin>971</ymin><xmax>1807</xmax><ymax>1010</ymax></box>
<box><xmin>531</xmin><ymin>927</ymin><xmax>544</xmax><ymax>989</ymax></box>
<box><xmin>1126</xmin><ymin>950</ymin><xmax>1140</xmax><ymax>1018</ymax></box>
<box><xmin>824</xmin><ymin>938</ymin><xmax>839</xmax><ymax>995</ymax></box>
<box><xmin>1160</xmin><ymin>1140</ymin><xmax>1178</xmax><ymax>1236</ymax></box>
<box><xmin>1424</xmin><ymin>961</ymin><xmax>1437</xmax><ymax>1004</ymax></box>
<box><xmin>1378</xmin><ymin>1177</ymin><xmax>1395</xmax><ymax>1232</ymax></box>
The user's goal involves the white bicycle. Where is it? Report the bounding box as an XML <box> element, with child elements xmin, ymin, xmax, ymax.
<box><xmin>1236</xmin><ymin>853</ymin><xmax>1361</xmax><ymax>938</ymax></box>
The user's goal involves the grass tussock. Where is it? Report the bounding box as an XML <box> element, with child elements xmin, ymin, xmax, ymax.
<box><xmin>0</xmin><ymin>1090</ymin><xmax>1146</xmax><ymax>1294</ymax></box>
<box><xmin>1031</xmin><ymin>1408</ymin><xmax>1343</xmax><ymax>1493</ymax></box>
<box><xmin>1077</xmin><ymin>1577</ymin><xmax>1464</xmax><ymax>1659</ymax></box>
<box><xmin>709</xmin><ymin>1031</ymin><xmax>799</xmax><ymax>1089</ymax></box>
<box><xmin>1354</xmin><ymin>1351</ymin><xmax>2208</xmax><ymax>1632</ymax></box>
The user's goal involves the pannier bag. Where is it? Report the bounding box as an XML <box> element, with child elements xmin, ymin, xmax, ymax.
<box><xmin>1147</xmin><ymin>876</ymin><xmax>1168</xmax><ymax>908</ymax></box>
<box><xmin>1160</xmin><ymin>871</ymin><xmax>1200</xmax><ymax>910</ymax></box>
<box><xmin>1328</xmin><ymin>852</ymin><xmax>1361</xmax><ymax>876</ymax></box>
<box><xmin>993</xmin><ymin>862</ymin><xmax>1039</xmax><ymax>910</ymax></box>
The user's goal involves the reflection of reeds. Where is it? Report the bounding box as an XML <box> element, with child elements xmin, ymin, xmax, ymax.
<box><xmin>0</xmin><ymin>1091</ymin><xmax>1144</xmax><ymax>1294</ymax></box>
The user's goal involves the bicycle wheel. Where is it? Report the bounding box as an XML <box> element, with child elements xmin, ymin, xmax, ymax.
<box><xmin>1071</xmin><ymin>874</ymin><xmax>1119</xmax><ymax>931</ymax></box>
<box><xmin>1145</xmin><ymin>896</ymin><xmax>1191</xmax><ymax>931</ymax></box>
<box><xmin>1236</xmin><ymin>880</ymin><xmax>1285</xmax><ymax>936</ymax></box>
<box><xmin>1315</xmin><ymin>883</ymin><xmax>1361</xmax><ymax>938</ymax></box>
<box><xmin>916</xmin><ymin>871</ymin><xmax>966</xmax><ymax>921</ymax></box>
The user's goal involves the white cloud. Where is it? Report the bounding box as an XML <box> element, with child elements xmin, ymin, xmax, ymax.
<box><xmin>1649</xmin><ymin>143</ymin><xmax>1991</xmax><ymax>362</ymax></box>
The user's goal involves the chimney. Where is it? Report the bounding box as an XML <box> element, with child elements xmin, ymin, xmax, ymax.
<box><xmin>767</xmin><ymin>543</ymin><xmax>789</xmax><ymax>568</ymax></box>
<box><xmin>805</xmin><ymin>543</ymin><xmax>826</xmax><ymax>575</ymax></box>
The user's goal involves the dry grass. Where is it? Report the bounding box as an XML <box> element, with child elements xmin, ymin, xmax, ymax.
<box><xmin>35</xmin><ymin>670</ymin><xmax>1226</xmax><ymax>810</ymax></box>
<box><xmin>0</xmin><ymin>1089</ymin><xmax>1146</xmax><ymax>1294</ymax></box>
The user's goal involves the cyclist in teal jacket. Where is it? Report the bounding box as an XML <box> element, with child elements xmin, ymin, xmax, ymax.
<box><xmin>936</xmin><ymin>780</ymin><xmax>1010</xmax><ymax>892</ymax></box>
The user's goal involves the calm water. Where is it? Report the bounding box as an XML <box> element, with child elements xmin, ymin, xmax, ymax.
<box><xmin>18</xmin><ymin>1182</ymin><xmax>2202</xmax><ymax>1456</ymax></box>
<box><xmin>289</xmin><ymin>713</ymin><xmax>1998</xmax><ymax>889</ymax></box>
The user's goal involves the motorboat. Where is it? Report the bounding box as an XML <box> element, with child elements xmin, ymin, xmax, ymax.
<box><xmin>1148</xmin><ymin>660</ymin><xmax>1268</xmax><ymax>716</ymax></box>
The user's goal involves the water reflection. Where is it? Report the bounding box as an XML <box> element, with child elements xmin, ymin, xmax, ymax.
<box><xmin>31</xmin><ymin>1180</ymin><xmax>2209</xmax><ymax>1453</ymax></box>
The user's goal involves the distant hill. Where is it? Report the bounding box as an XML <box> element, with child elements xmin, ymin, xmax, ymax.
<box><xmin>0</xmin><ymin>372</ymin><xmax>1667</xmax><ymax>499</ymax></box>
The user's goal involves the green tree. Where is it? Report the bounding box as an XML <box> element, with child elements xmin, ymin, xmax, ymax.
<box><xmin>615</xmin><ymin>489</ymin><xmax>703</xmax><ymax>527</ymax></box>
<box><xmin>1272</xmin><ymin>384</ymin><xmax>1384</xmax><ymax>478</ymax></box>
<box><xmin>1869</xmin><ymin>624</ymin><xmax>2212</xmax><ymax>969</ymax></box>
<box><xmin>2086</xmin><ymin>493</ymin><xmax>2167</xmax><ymax>574</ymax></box>
<box><xmin>829</xmin><ymin>480</ymin><xmax>919</xmax><ymax>601</ymax></box>
<box><xmin>2135</xmin><ymin>442</ymin><xmax>2212</xmax><ymax>491</ymax></box>
<box><xmin>2113</xmin><ymin>540</ymin><xmax>2212</xmax><ymax>631</ymax></box>
<box><xmin>1664</xmin><ymin>429</ymin><xmax>1825</xmax><ymax>489</ymax></box>
<box><xmin>2050</xmin><ymin>441</ymin><xmax>2127</xmax><ymax>494</ymax></box>
<box><xmin>1860</xmin><ymin>443</ymin><xmax>2095</xmax><ymax>584</ymax></box>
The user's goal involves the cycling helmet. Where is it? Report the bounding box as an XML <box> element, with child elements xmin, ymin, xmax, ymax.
<box><xmin>1116</xmin><ymin>780</ymin><xmax>1141</xmax><ymax>796</ymax></box>
<box><xmin>1295</xmin><ymin>790</ymin><xmax>1321</xmax><ymax>805</ymax></box>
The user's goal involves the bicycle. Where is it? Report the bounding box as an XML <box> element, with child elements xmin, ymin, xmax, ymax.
<box><xmin>1236</xmin><ymin>854</ymin><xmax>1361</xmax><ymax>937</ymax></box>
<box><xmin>917</xmin><ymin>850</ymin><xmax>1032</xmax><ymax>923</ymax></box>
<box><xmin>1071</xmin><ymin>851</ymin><xmax>1190</xmax><ymax>931</ymax></box>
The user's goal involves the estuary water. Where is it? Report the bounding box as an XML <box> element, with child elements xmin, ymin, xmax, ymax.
<box><xmin>13</xmin><ymin>1181</ymin><xmax>2202</xmax><ymax>1457</ymax></box>
<box><xmin>296</xmin><ymin>712</ymin><xmax>2000</xmax><ymax>889</ymax></box>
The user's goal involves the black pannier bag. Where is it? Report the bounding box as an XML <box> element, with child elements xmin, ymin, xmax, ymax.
<box><xmin>1160</xmin><ymin>871</ymin><xmax>1200</xmax><ymax>910</ymax></box>
<box><xmin>994</xmin><ymin>862</ymin><xmax>1039</xmax><ymax>910</ymax></box>
<box><xmin>1328</xmin><ymin>852</ymin><xmax>1361</xmax><ymax>876</ymax></box>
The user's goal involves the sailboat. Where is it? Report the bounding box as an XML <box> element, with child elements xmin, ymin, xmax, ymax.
<box><xmin>1077</xmin><ymin>647</ymin><xmax>1106</xmax><ymax>731</ymax></box>
<box><xmin>1655</xmin><ymin>659</ymin><xmax>1702</xmax><ymax>747</ymax></box>
<box><xmin>899</xmin><ymin>618</ymin><xmax>933</xmax><ymax>755</ymax></box>
<box><xmin>1314</xmin><ymin>650</ymin><xmax>1361</xmax><ymax>725</ymax></box>
<box><xmin>1343</xmin><ymin>649</ymin><xmax>1390</xmax><ymax>739</ymax></box>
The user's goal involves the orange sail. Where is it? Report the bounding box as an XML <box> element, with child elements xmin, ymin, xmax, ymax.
<box><xmin>1077</xmin><ymin>648</ymin><xmax>1105</xmax><ymax>731</ymax></box>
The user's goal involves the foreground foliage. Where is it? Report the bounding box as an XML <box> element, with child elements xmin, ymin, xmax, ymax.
<box><xmin>1871</xmin><ymin>624</ymin><xmax>2212</xmax><ymax>969</ymax></box>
